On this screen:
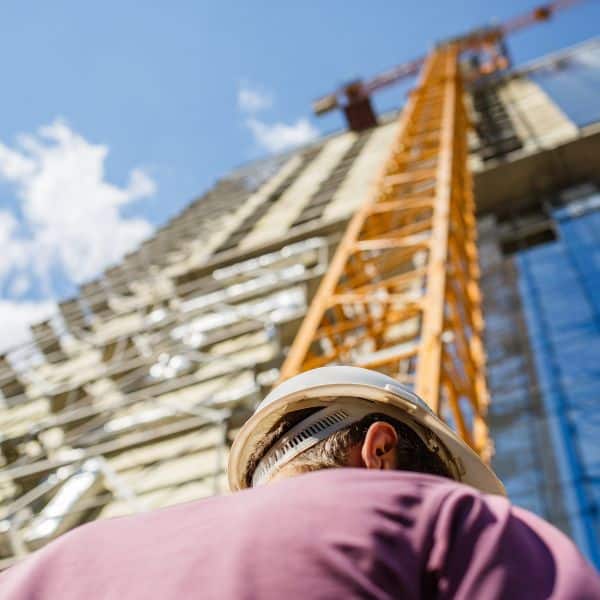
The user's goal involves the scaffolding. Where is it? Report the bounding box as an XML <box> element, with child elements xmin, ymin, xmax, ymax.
<box><xmin>0</xmin><ymin>235</ymin><xmax>331</xmax><ymax>566</ymax></box>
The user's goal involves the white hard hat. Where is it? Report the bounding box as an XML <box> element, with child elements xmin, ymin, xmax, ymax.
<box><xmin>228</xmin><ymin>366</ymin><xmax>505</xmax><ymax>496</ymax></box>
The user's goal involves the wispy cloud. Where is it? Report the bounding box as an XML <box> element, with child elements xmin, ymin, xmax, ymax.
<box><xmin>238</xmin><ymin>81</ymin><xmax>319</xmax><ymax>154</ymax></box>
<box><xmin>0</xmin><ymin>118</ymin><xmax>156</xmax><ymax>351</ymax></box>
<box><xmin>246</xmin><ymin>117</ymin><xmax>319</xmax><ymax>153</ymax></box>
<box><xmin>238</xmin><ymin>82</ymin><xmax>273</xmax><ymax>113</ymax></box>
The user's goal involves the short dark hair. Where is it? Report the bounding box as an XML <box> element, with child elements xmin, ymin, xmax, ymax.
<box><xmin>245</xmin><ymin>406</ymin><xmax>454</xmax><ymax>487</ymax></box>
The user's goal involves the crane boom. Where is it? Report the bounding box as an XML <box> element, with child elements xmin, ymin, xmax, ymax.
<box><xmin>280</xmin><ymin>43</ymin><xmax>491</xmax><ymax>458</ymax></box>
<box><xmin>313</xmin><ymin>1</ymin><xmax>586</xmax><ymax>124</ymax></box>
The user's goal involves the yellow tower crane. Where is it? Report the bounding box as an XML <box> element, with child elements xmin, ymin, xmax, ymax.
<box><xmin>279</xmin><ymin>2</ymin><xmax>584</xmax><ymax>462</ymax></box>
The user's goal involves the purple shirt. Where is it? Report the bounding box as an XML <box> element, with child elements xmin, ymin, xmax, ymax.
<box><xmin>1</xmin><ymin>470</ymin><xmax>598</xmax><ymax>599</ymax></box>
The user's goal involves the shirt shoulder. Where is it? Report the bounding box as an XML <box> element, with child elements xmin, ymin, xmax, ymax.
<box><xmin>423</xmin><ymin>480</ymin><xmax>600</xmax><ymax>599</ymax></box>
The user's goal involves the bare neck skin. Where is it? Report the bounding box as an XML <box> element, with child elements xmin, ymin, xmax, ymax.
<box><xmin>266</xmin><ymin>421</ymin><xmax>399</xmax><ymax>484</ymax></box>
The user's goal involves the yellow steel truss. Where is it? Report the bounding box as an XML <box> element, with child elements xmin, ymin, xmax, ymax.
<box><xmin>280</xmin><ymin>45</ymin><xmax>491</xmax><ymax>459</ymax></box>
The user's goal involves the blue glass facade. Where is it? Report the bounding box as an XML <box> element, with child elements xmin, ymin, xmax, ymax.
<box><xmin>530</xmin><ymin>38</ymin><xmax>600</xmax><ymax>127</ymax></box>
<box><xmin>516</xmin><ymin>193</ymin><xmax>600</xmax><ymax>566</ymax></box>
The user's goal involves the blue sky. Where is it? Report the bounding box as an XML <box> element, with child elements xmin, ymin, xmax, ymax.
<box><xmin>0</xmin><ymin>0</ymin><xmax>598</xmax><ymax>350</ymax></box>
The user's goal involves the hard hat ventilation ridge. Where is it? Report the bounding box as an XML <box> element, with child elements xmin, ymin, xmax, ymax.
<box><xmin>251</xmin><ymin>402</ymin><xmax>371</xmax><ymax>487</ymax></box>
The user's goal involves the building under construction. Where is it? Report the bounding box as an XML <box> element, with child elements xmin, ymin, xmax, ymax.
<box><xmin>0</xmin><ymin>14</ymin><xmax>599</xmax><ymax>570</ymax></box>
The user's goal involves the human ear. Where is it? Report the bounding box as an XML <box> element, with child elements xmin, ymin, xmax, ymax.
<box><xmin>360</xmin><ymin>422</ymin><xmax>398</xmax><ymax>470</ymax></box>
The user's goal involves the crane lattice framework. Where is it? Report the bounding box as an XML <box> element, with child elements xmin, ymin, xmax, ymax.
<box><xmin>280</xmin><ymin>44</ymin><xmax>491</xmax><ymax>459</ymax></box>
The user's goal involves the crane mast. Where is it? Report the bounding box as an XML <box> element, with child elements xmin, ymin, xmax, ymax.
<box><xmin>280</xmin><ymin>44</ymin><xmax>491</xmax><ymax>459</ymax></box>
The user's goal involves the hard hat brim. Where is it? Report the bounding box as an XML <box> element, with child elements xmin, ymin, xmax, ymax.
<box><xmin>228</xmin><ymin>367</ymin><xmax>506</xmax><ymax>496</ymax></box>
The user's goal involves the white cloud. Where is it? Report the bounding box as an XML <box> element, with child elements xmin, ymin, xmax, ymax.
<box><xmin>238</xmin><ymin>81</ymin><xmax>320</xmax><ymax>153</ymax></box>
<box><xmin>10</xmin><ymin>275</ymin><xmax>31</xmax><ymax>297</ymax></box>
<box><xmin>0</xmin><ymin>211</ymin><xmax>28</xmax><ymax>282</ymax></box>
<box><xmin>0</xmin><ymin>119</ymin><xmax>156</xmax><ymax>350</ymax></box>
<box><xmin>126</xmin><ymin>168</ymin><xmax>157</xmax><ymax>200</ymax></box>
<box><xmin>0</xmin><ymin>300</ymin><xmax>56</xmax><ymax>353</ymax></box>
<box><xmin>246</xmin><ymin>117</ymin><xmax>319</xmax><ymax>153</ymax></box>
<box><xmin>238</xmin><ymin>83</ymin><xmax>273</xmax><ymax>113</ymax></box>
<box><xmin>0</xmin><ymin>119</ymin><xmax>155</xmax><ymax>288</ymax></box>
<box><xmin>0</xmin><ymin>144</ymin><xmax>35</xmax><ymax>180</ymax></box>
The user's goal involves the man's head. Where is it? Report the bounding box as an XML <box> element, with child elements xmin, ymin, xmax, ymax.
<box><xmin>245</xmin><ymin>408</ymin><xmax>454</xmax><ymax>487</ymax></box>
<box><xmin>228</xmin><ymin>366</ymin><xmax>506</xmax><ymax>495</ymax></box>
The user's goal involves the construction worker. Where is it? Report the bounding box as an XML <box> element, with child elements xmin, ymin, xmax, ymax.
<box><xmin>1</xmin><ymin>366</ymin><xmax>599</xmax><ymax>599</ymax></box>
